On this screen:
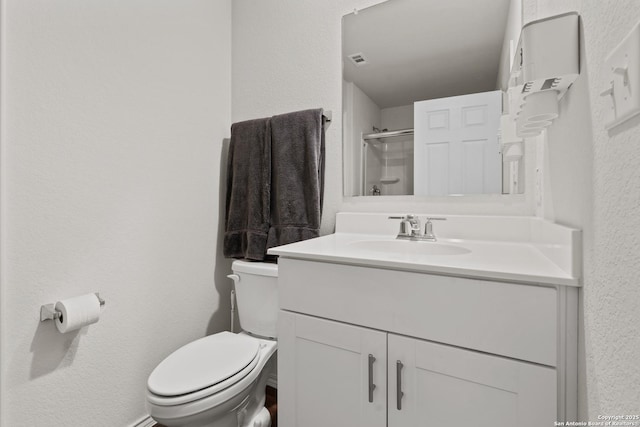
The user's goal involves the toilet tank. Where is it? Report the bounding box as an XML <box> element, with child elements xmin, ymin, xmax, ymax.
<box><xmin>230</xmin><ymin>260</ymin><xmax>278</xmax><ymax>339</ymax></box>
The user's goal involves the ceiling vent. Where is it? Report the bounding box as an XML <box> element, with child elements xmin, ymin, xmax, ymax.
<box><xmin>348</xmin><ymin>52</ymin><xmax>368</xmax><ymax>66</ymax></box>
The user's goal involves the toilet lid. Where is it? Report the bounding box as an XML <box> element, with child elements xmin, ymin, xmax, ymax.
<box><xmin>147</xmin><ymin>332</ymin><xmax>260</xmax><ymax>397</ymax></box>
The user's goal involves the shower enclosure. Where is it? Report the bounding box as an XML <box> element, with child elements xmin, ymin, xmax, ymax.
<box><xmin>362</xmin><ymin>128</ymin><xmax>414</xmax><ymax>196</ymax></box>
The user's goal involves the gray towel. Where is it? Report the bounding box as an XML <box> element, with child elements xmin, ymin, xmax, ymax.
<box><xmin>266</xmin><ymin>108</ymin><xmax>325</xmax><ymax>250</ymax></box>
<box><xmin>224</xmin><ymin>118</ymin><xmax>272</xmax><ymax>260</ymax></box>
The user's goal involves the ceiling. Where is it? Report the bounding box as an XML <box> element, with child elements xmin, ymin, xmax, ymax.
<box><xmin>343</xmin><ymin>0</ymin><xmax>512</xmax><ymax>109</ymax></box>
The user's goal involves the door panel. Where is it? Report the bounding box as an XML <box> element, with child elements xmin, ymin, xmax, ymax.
<box><xmin>278</xmin><ymin>311</ymin><xmax>387</xmax><ymax>427</ymax></box>
<box><xmin>462</xmin><ymin>139</ymin><xmax>486</xmax><ymax>193</ymax></box>
<box><xmin>388</xmin><ymin>334</ymin><xmax>556</xmax><ymax>427</ymax></box>
<box><xmin>414</xmin><ymin>90</ymin><xmax>502</xmax><ymax>195</ymax></box>
<box><xmin>418</xmin><ymin>141</ymin><xmax>450</xmax><ymax>195</ymax></box>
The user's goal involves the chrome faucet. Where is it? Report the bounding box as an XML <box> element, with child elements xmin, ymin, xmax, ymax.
<box><xmin>388</xmin><ymin>215</ymin><xmax>446</xmax><ymax>241</ymax></box>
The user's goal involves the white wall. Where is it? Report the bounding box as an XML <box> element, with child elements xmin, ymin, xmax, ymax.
<box><xmin>343</xmin><ymin>81</ymin><xmax>381</xmax><ymax>196</ymax></box>
<box><xmin>496</xmin><ymin>0</ymin><xmax>523</xmax><ymax>90</ymax></box>
<box><xmin>531</xmin><ymin>0</ymin><xmax>640</xmax><ymax>419</ymax></box>
<box><xmin>0</xmin><ymin>1</ymin><xmax>232</xmax><ymax>425</ymax></box>
<box><xmin>381</xmin><ymin>104</ymin><xmax>413</xmax><ymax>130</ymax></box>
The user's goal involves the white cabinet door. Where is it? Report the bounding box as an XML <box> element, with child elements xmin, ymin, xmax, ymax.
<box><xmin>278</xmin><ymin>311</ymin><xmax>387</xmax><ymax>427</ymax></box>
<box><xmin>414</xmin><ymin>90</ymin><xmax>502</xmax><ymax>196</ymax></box>
<box><xmin>388</xmin><ymin>334</ymin><xmax>556</xmax><ymax>427</ymax></box>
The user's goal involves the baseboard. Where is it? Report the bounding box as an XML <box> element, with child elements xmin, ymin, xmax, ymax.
<box><xmin>131</xmin><ymin>415</ymin><xmax>155</xmax><ymax>427</ymax></box>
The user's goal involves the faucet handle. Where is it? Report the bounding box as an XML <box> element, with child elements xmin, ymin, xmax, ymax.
<box><xmin>423</xmin><ymin>217</ymin><xmax>446</xmax><ymax>240</ymax></box>
<box><xmin>388</xmin><ymin>215</ymin><xmax>407</xmax><ymax>235</ymax></box>
<box><xmin>387</xmin><ymin>214</ymin><xmax>417</xmax><ymax>219</ymax></box>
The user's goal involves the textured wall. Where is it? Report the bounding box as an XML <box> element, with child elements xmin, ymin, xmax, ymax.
<box><xmin>580</xmin><ymin>0</ymin><xmax>640</xmax><ymax>416</ymax></box>
<box><xmin>231</xmin><ymin>0</ymin><xmax>536</xmax><ymax>235</ymax></box>
<box><xmin>533</xmin><ymin>0</ymin><xmax>640</xmax><ymax>418</ymax></box>
<box><xmin>1</xmin><ymin>1</ymin><xmax>232</xmax><ymax>425</ymax></box>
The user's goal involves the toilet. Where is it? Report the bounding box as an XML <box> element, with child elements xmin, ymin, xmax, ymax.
<box><xmin>146</xmin><ymin>260</ymin><xmax>278</xmax><ymax>427</ymax></box>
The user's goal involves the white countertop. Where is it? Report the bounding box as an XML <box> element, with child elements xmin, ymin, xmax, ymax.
<box><xmin>268</xmin><ymin>231</ymin><xmax>581</xmax><ymax>287</ymax></box>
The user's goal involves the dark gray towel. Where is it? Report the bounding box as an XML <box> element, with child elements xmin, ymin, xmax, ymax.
<box><xmin>267</xmin><ymin>108</ymin><xmax>325</xmax><ymax>250</ymax></box>
<box><xmin>224</xmin><ymin>118</ymin><xmax>272</xmax><ymax>260</ymax></box>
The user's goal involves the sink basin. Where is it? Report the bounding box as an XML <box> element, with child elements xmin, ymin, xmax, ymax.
<box><xmin>347</xmin><ymin>240</ymin><xmax>471</xmax><ymax>256</ymax></box>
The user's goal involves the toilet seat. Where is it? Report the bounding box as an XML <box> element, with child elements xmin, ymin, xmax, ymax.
<box><xmin>147</xmin><ymin>332</ymin><xmax>261</xmax><ymax>406</ymax></box>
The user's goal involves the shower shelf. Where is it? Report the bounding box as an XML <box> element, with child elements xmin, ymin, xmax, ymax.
<box><xmin>380</xmin><ymin>176</ymin><xmax>400</xmax><ymax>184</ymax></box>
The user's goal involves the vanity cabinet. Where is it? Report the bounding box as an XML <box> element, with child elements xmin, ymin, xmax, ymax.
<box><xmin>276</xmin><ymin>257</ymin><xmax>578</xmax><ymax>427</ymax></box>
<box><xmin>388</xmin><ymin>334</ymin><xmax>555</xmax><ymax>427</ymax></box>
<box><xmin>279</xmin><ymin>311</ymin><xmax>555</xmax><ymax>427</ymax></box>
<box><xmin>278</xmin><ymin>312</ymin><xmax>387</xmax><ymax>427</ymax></box>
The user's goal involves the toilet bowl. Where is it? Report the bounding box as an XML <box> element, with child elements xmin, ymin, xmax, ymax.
<box><xmin>146</xmin><ymin>260</ymin><xmax>278</xmax><ymax>427</ymax></box>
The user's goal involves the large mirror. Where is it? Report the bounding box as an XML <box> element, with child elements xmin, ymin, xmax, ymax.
<box><xmin>342</xmin><ymin>0</ymin><xmax>523</xmax><ymax>197</ymax></box>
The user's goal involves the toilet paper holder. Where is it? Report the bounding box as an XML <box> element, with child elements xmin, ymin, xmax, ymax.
<box><xmin>40</xmin><ymin>293</ymin><xmax>106</xmax><ymax>322</ymax></box>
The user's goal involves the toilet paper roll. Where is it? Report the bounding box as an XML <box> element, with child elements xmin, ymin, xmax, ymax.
<box><xmin>55</xmin><ymin>293</ymin><xmax>101</xmax><ymax>333</ymax></box>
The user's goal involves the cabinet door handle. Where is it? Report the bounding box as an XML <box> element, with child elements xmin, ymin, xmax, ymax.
<box><xmin>368</xmin><ymin>354</ymin><xmax>376</xmax><ymax>403</ymax></box>
<box><xmin>396</xmin><ymin>360</ymin><xmax>404</xmax><ymax>410</ymax></box>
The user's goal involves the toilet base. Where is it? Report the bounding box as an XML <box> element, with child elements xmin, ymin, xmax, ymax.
<box><xmin>151</xmin><ymin>386</ymin><xmax>272</xmax><ymax>427</ymax></box>
<box><xmin>149</xmin><ymin>353</ymin><xmax>276</xmax><ymax>427</ymax></box>
<box><xmin>243</xmin><ymin>407</ymin><xmax>271</xmax><ymax>427</ymax></box>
